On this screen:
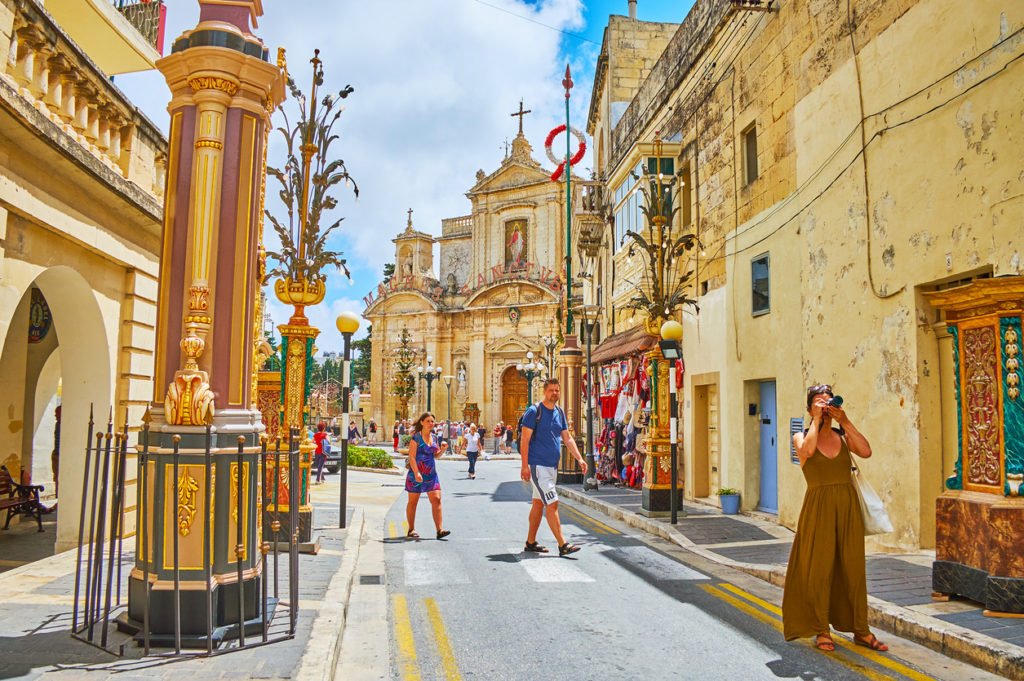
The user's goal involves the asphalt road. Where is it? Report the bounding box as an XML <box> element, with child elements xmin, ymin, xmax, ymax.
<box><xmin>380</xmin><ymin>459</ymin><xmax>1000</xmax><ymax>681</ymax></box>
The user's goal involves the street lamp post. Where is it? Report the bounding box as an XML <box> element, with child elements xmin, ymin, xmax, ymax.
<box><xmin>337</xmin><ymin>311</ymin><xmax>361</xmax><ymax>529</ymax></box>
<box><xmin>517</xmin><ymin>351</ymin><xmax>542</xmax><ymax>405</ymax></box>
<box><xmin>659</xmin><ymin>320</ymin><xmax>684</xmax><ymax>524</ymax></box>
<box><xmin>416</xmin><ymin>357</ymin><xmax>442</xmax><ymax>413</ymax></box>
<box><xmin>575</xmin><ymin>305</ymin><xmax>601</xmax><ymax>491</ymax></box>
<box><xmin>540</xmin><ymin>333</ymin><xmax>559</xmax><ymax>377</ymax></box>
<box><xmin>443</xmin><ymin>374</ymin><xmax>454</xmax><ymax>448</ymax></box>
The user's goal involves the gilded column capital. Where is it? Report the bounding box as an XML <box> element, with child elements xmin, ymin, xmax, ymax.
<box><xmin>188</xmin><ymin>75</ymin><xmax>240</xmax><ymax>95</ymax></box>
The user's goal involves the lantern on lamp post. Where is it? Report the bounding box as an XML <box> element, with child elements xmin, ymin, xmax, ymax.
<box><xmin>336</xmin><ymin>311</ymin><xmax>360</xmax><ymax>529</ymax></box>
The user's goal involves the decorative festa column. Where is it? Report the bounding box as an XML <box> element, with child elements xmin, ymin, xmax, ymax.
<box><xmin>126</xmin><ymin>0</ymin><xmax>285</xmax><ymax>642</ymax></box>
<box><xmin>924</xmin><ymin>276</ymin><xmax>1024</xmax><ymax>615</ymax></box>
<box><xmin>639</xmin><ymin>339</ymin><xmax>683</xmax><ymax>516</ymax></box>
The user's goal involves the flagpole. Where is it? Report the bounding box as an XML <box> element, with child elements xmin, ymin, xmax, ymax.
<box><xmin>563</xmin><ymin>64</ymin><xmax>574</xmax><ymax>336</ymax></box>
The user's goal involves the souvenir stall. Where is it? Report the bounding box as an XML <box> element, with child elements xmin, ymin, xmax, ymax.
<box><xmin>588</xmin><ymin>328</ymin><xmax>659</xmax><ymax>489</ymax></box>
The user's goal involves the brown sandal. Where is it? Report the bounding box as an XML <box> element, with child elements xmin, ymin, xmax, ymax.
<box><xmin>854</xmin><ymin>634</ymin><xmax>888</xmax><ymax>651</ymax></box>
<box><xmin>815</xmin><ymin>634</ymin><xmax>835</xmax><ymax>651</ymax></box>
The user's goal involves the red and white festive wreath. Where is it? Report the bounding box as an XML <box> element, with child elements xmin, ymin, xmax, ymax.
<box><xmin>544</xmin><ymin>124</ymin><xmax>587</xmax><ymax>182</ymax></box>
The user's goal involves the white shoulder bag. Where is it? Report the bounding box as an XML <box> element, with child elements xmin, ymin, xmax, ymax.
<box><xmin>851</xmin><ymin>466</ymin><xmax>893</xmax><ymax>535</ymax></box>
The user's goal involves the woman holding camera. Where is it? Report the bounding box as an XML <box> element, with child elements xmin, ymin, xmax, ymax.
<box><xmin>405</xmin><ymin>411</ymin><xmax>451</xmax><ymax>540</ymax></box>
<box><xmin>782</xmin><ymin>384</ymin><xmax>888</xmax><ymax>652</ymax></box>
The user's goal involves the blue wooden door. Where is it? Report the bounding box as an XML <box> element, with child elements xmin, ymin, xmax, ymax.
<box><xmin>759</xmin><ymin>381</ymin><xmax>778</xmax><ymax>513</ymax></box>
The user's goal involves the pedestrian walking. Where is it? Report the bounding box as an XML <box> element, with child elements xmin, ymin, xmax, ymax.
<box><xmin>519</xmin><ymin>378</ymin><xmax>587</xmax><ymax>557</ymax></box>
<box><xmin>782</xmin><ymin>384</ymin><xmax>888</xmax><ymax>652</ymax></box>
<box><xmin>404</xmin><ymin>411</ymin><xmax>451</xmax><ymax>540</ymax></box>
<box><xmin>503</xmin><ymin>422</ymin><xmax>514</xmax><ymax>455</ymax></box>
<box><xmin>464</xmin><ymin>424</ymin><xmax>481</xmax><ymax>479</ymax></box>
<box><xmin>312</xmin><ymin>422</ymin><xmax>329</xmax><ymax>484</ymax></box>
<box><xmin>369</xmin><ymin>419</ymin><xmax>378</xmax><ymax>443</ymax></box>
<box><xmin>492</xmin><ymin>422</ymin><xmax>502</xmax><ymax>457</ymax></box>
<box><xmin>393</xmin><ymin>422</ymin><xmax>400</xmax><ymax>452</ymax></box>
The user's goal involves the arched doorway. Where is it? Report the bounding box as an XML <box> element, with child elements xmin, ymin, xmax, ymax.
<box><xmin>501</xmin><ymin>366</ymin><xmax>528</xmax><ymax>429</ymax></box>
<box><xmin>0</xmin><ymin>267</ymin><xmax>112</xmax><ymax>554</ymax></box>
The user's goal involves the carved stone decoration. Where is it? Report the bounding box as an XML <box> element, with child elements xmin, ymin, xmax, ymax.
<box><xmin>188</xmin><ymin>285</ymin><xmax>209</xmax><ymax>312</ymax></box>
<box><xmin>165</xmin><ymin>322</ymin><xmax>215</xmax><ymax>425</ymax></box>
<box><xmin>175</xmin><ymin>467</ymin><xmax>200</xmax><ymax>536</ymax></box>
<box><xmin>187</xmin><ymin>76</ymin><xmax>240</xmax><ymax>95</ymax></box>
<box><xmin>1006</xmin><ymin>326</ymin><xmax>1021</xmax><ymax>401</ymax></box>
<box><xmin>962</xmin><ymin>325</ymin><xmax>1001</xmax><ymax>488</ymax></box>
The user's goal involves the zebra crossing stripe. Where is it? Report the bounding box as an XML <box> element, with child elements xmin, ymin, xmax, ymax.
<box><xmin>508</xmin><ymin>549</ymin><xmax>595</xmax><ymax>583</ymax></box>
<box><xmin>404</xmin><ymin>549</ymin><xmax>471</xmax><ymax>586</ymax></box>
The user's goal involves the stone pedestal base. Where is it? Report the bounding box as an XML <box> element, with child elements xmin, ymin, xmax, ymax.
<box><xmin>124</xmin><ymin>570</ymin><xmax>262</xmax><ymax>639</ymax></box>
<box><xmin>933</xmin><ymin>490</ymin><xmax>1024</xmax><ymax>614</ymax></box>
<box><xmin>639</xmin><ymin>485</ymin><xmax>684</xmax><ymax>517</ymax></box>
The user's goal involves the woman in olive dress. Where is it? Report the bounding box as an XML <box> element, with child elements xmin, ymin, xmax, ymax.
<box><xmin>782</xmin><ymin>384</ymin><xmax>888</xmax><ymax>652</ymax></box>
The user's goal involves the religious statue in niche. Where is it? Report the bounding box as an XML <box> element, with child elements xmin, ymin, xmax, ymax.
<box><xmin>402</xmin><ymin>257</ymin><xmax>414</xmax><ymax>277</ymax></box>
<box><xmin>456</xmin><ymin>362</ymin><xmax>468</xmax><ymax>398</ymax></box>
<box><xmin>505</xmin><ymin>219</ymin><xmax>527</xmax><ymax>270</ymax></box>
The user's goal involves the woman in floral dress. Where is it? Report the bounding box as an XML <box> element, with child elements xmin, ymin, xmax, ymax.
<box><xmin>405</xmin><ymin>411</ymin><xmax>451</xmax><ymax>540</ymax></box>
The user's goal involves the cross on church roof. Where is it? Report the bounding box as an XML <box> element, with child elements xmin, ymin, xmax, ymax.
<box><xmin>407</xmin><ymin>207</ymin><xmax>413</xmax><ymax>228</ymax></box>
<box><xmin>511</xmin><ymin>100</ymin><xmax>531</xmax><ymax>135</ymax></box>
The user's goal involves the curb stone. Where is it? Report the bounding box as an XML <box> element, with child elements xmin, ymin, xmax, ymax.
<box><xmin>557</xmin><ymin>485</ymin><xmax>1024</xmax><ymax>680</ymax></box>
<box><xmin>294</xmin><ymin>507</ymin><xmax>365</xmax><ymax>681</ymax></box>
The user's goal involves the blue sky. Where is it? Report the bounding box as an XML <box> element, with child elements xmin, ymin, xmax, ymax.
<box><xmin>116</xmin><ymin>0</ymin><xmax>693</xmax><ymax>353</ymax></box>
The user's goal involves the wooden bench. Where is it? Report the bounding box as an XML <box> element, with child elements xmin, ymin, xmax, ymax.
<box><xmin>0</xmin><ymin>465</ymin><xmax>45</xmax><ymax>532</ymax></box>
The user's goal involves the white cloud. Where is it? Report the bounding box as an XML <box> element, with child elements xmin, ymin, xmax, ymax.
<box><xmin>116</xmin><ymin>0</ymin><xmax>596</xmax><ymax>348</ymax></box>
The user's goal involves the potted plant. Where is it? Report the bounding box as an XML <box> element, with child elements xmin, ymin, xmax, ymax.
<box><xmin>716</xmin><ymin>488</ymin><xmax>741</xmax><ymax>515</ymax></box>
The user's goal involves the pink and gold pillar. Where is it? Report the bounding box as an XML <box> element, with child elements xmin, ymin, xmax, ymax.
<box><xmin>127</xmin><ymin>0</ymin><xmax>285</xmax><ymax>640</ymax></box>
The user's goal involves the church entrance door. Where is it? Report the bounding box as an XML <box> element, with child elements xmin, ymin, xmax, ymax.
<box><xmin>500</xmin><ymin>367</ymin><xmax>528</xmax><ymax>430</ymax></box>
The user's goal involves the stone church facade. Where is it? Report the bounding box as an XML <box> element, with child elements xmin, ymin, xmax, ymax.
<box><xmin>363</xmin><ymin>133</ymin><xmax>570</xmax><ymax>430</ymax></box>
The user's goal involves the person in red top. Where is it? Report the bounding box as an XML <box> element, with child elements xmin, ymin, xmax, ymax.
<box><xmin>313</xmin><ymin>422</ymin><xmax>330</xmax><ymax>484</ymax></box>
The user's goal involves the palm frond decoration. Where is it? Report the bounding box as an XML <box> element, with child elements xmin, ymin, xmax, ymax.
<box><xmin>618</xmin><ymin>138</ymin><xmax>703</xmax><ymax>325</ymax></box>
<box><xmin>265</xmin><ymin>51</ymin><xmax>358</xmax><ymax>285</ymax></box>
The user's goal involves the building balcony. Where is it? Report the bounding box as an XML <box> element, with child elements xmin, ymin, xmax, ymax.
<box><xmin>43</xmin><ymin>0</ymin><xmax>165</xmax><ymax>76</ymax></box>
<box><xmin>3</xmin><ymin>0</ymin><xmax>167</xmax><ymax>199</ymax></box>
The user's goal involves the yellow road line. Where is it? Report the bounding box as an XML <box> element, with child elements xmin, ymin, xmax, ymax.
<box><xmin>425</xmin><ymin>598</ymin><xmax>462</xmax><ymax>681</ymax></box>
<box><xmin>391</xmin><ymin>594</ymin><xmax>421</xmax><ymax>680</ymax></box>
<box><xmin>713</xmin><ymin>583</ymin><xmax>935</xmax><ymax>681</ymax></box>
<box><xmin>699</xmin><ymin>584</ymin><xmax>896</xmax><ymax>681</ymax></box>
<box><xmin>569</xmin><ymin>505</ymin><xmax>619</xmax><ymax>534</ymax></box>
<box><xmin>389</xmin><ymin>521</ymin><xmax>398</xmax><ymax>538</ymax></box>
<box><xmin>562</xmin><ymin>505</ymin><xmax>613</xmax><ymax>534</ymax></box>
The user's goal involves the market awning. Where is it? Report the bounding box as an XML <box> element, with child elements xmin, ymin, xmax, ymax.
<box><xmin>589</xmin><ymin>325</ymin><xmax>658</xmax><ymax>364</ymax></box>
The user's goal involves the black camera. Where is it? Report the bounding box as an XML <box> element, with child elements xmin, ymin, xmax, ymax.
<box><xmin>827</xmin><ymin>395</ymin><xmax>844</xmax><ymax>408</ymax></box>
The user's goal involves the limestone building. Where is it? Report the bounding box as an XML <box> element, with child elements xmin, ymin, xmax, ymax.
<box><xmin>578</xmin><ymin>0</ymin><xmax>1023</xmax><ymax>550</ymax></box>
<box><xmin>363</xmin><ymin>132</ymin><xmax>572</xmax><ymax>430</ymax></box>
<box><xmin>0</xmin><ymin>0</ymin><xmax>165</xmax><ymax>552</ymax></box>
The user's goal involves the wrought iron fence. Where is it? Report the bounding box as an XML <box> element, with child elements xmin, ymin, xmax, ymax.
<box><xmin>71</xmin><ymin>407</ymin><xmax>301</xmax><ymax>657</ymax></box>
<box><xmin>113</xmin><ymin>0</ymin><xmax>165</xmax><ymax>51</ymax></box>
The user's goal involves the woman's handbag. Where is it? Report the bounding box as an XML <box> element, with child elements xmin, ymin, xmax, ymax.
<box><xmin>851</xmin><ymin>466</ymin><xmax>893</xmax><ymax>535</ymax></box>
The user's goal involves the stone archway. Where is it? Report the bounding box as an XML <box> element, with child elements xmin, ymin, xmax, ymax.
<box><xmin>500</xmin><ymin>366</ymin><xmax>528</xmax><ymax>429</ymax></box>
<box><xmin>0</xmin><ymin>266</ymin><xmax>112</xmax><ymax>553</ymax></box>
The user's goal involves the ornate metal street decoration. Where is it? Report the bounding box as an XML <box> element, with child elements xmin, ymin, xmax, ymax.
<box><xmin>262</xmin><ymin>49</ymin><xmax>357</xmax><ymax>545</ymax></box>
<box><xmin>390</xmin><ymin>327</ymin><xmax>419</xmax><ymax>420</ymax></box>
<box><xmin>619</xmin><ymin>134</ymin><xmax>702</xmax><ymax>335</ymax></box>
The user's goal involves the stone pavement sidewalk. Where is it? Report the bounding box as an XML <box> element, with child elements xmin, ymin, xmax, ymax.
<box><xmin>0</xmin><ymin>470</ymin><xmax>403</xmax><ymax>681</ymax></box>
<box><xmin>557</xmin><ymin>483</ymin><xmax>1024</xmax><ymax>681</ymax></box>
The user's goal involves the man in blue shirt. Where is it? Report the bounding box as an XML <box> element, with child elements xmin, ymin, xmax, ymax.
<box><xmin>520</xmin><ymin>378</ymin><xmax>588</xmax><ymax>557</ymax></box>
